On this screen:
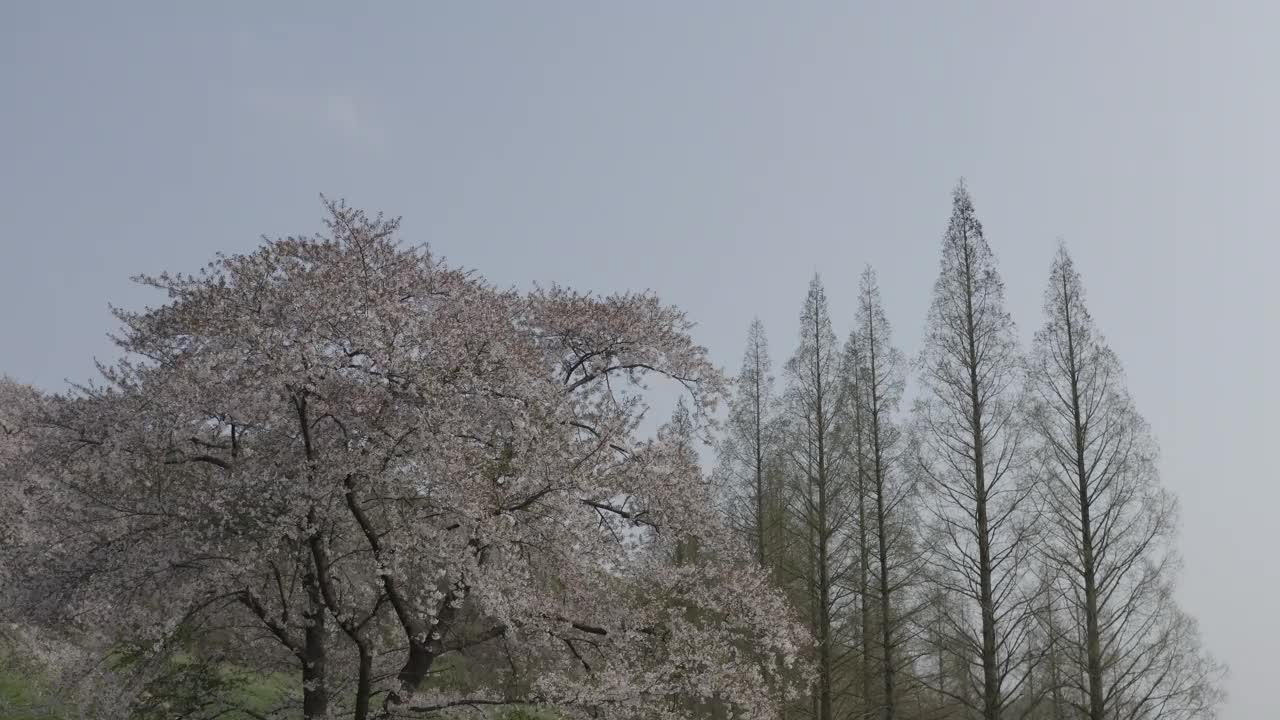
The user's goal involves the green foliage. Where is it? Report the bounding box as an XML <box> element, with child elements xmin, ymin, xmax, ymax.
<box><xmin>128</xmin><ymin>655</ymin><xmax>294</xmax><ymax>720</ymax></box>
<box><xmin>103</xmin><ymin>635</ymin><xmax>295</xmax><ymax>718</ymax></box>
<box><xmin>0</xmin><ymin>643</ymin><xmax>66</xmax><ymax>720</ymax></box>
<box><xmin>0</xmin><ymin>634</ymin><xmax>296</xmax><ymax>720</ymax></box>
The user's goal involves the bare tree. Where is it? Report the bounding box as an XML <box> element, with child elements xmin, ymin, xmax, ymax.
<box><xmin>783</xmin><ymin>275</ymin><xmax>856</xmax><ymax>720</ymax></box>
<box><xmin>853</xmin><ymin>265</ymin><xmax>921</xmax><ymax>720</ymax></box>
<box><xmin>915</xmin><ymin>182</ymin><xmax>1038</xmax><ymax>720</ymax></box>
<box><xmin>717</xmin><ymin>318</ymin><xmax>783</xmax><ymax>569</ymax></box>
<box><xmin>839</xmin><ymin>329</ymin><xmax>876</xmax><ymax>718</ymax></box>
<box><xmin>1026</xmin><ymin>245</ymin><xmax>1224</xmax><ymax>720</ymax></box>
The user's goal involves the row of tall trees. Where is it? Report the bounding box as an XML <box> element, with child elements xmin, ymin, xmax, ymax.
<box><xmin>715</xmin><ymin>183</ymin><xmax>1223</xmax><ymax>720</ymax></box>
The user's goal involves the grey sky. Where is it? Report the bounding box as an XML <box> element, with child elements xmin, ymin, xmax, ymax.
<box><xmin>2</xmin><ymin>2</ymin><xmax>1274</xmax><ymax>716</ymax></box>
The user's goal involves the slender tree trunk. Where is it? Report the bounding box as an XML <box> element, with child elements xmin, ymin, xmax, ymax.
<box><xmin>1047</xmin><ymin>596</ymin><xmax>1065</xmax><ymax>720</ymax></box>
<box><xmin>858</xmin><ymin>474</ymin><xmax>873</xmax><ymax>717</ymax></box>
<box><xmin>805</xmin><ymin>435</ymin><xmax>821</xmax><ymax>720</ymax></box>
<box><xmin>936</xmin><ymin>621</ymin><xmax>947</xmax><ymax>712</ymax></box>
<box><xmin>962</xmin><ymin>243</ymin><xmax>1001</xmax><ymax>720</ymax></box>
<box><xmin>788</xmin><ymin>279</ymin><xmax>842</xmax><ymax>720</ymax></box>
<box><xmin>854</xmin><ymin>384</ymin><xmax>873</xmax><ymax>717</ymax></box>
<box><xmin>755</xmin><ymin>352</ymin><xmax>768</xmax><ymax>567</ymax></box>
<box><xmin>817</xmin><ymin>468</ymin><xmax>833</xmax><ymax>720</ymax></box>
<box><xmin>1060</xmin><ymin>279</ymin><xmax>1106</xmax><ymax>720</ymax></box>
<box><xmin>875</xmin><ymin>488</ymin><xmax>895</xmax><ymax>720</ymax></box>
<box><xmin>814</xmin><ymin>314</ymin><xmax>833</xmax><ymax>720</ymax></box>
<box><xmin>866</xmin><ymin>316</ymin><xmax>896</xmax><ymax>720</ymax></box>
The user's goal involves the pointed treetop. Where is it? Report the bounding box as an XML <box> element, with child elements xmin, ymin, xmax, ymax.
<box><xmin>807</xmin><ymin>272</ymin><xmax>825</xmax><ymax>296</ymax></box>
<box><xmin>746</xmin><ymin>316</ymin><xmax>769</xmax><ymax>348</ymax></box>
<box><xmin>804</xmin><ymin>273</ymin><xmax>828</xmax><ymax>308</ymax></box>
<box><xmin>859</xmin><ymin>264</ymin><xmax>881</xmax><ymax>307</ymax></box>
<box><xmin>1044</xmin><ymin>240</ymin><xmax>1090</xmax><ymax>322</ymax></box>
<box><xmin>796</xmin><ymin>273</ymin><xmax>834</xmax><ymax>343</ymax></box>
<box><xmin>741</xmin><ymin>317</ymin><xmax>772</xmax><ymax>376</ymax></box>
<box><xmin>1049</xmin><ymin>239</ymin><xmax>1077</xmax><ymax>279</ymax></box>
<box><xmin>947</xmin><ymin>178</ymin><xmax>983</xmax><ymax>242</ymax></box>
<box><xmin>1036</xmin><ymin>239</ymin><xmax>1103</xmax><ymax>362</ymax></box>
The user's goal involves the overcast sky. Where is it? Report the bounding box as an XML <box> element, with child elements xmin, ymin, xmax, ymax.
<box><xmin>2</xmin><ymin>2</ymin><xmax>1275</xmax><ymax>716</ymax></box>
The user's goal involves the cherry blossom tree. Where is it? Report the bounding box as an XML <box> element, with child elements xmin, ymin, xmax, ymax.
<box><xmin>3</xmin><ymin>201</ymin><xmax>810</xmax><ymax>720</ymax></box>
<box><xmin>0</xmin><ymin>378</ymin><xmax>39</xmax><ymax>604</ymax></box>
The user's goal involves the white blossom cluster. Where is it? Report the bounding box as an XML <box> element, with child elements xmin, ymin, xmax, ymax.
<box><xmin>0</xmin><ymin>201</ymin><xmax>811</xmax><ymax>719</ymax></box>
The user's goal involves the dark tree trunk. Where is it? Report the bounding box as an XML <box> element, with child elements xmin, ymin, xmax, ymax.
<box><xmin>301</xmin><ymin>570</ymin><xmax>328</xmax><ymax>720</ymax></box>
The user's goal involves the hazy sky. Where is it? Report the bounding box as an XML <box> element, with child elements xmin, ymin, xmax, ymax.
<box><xmin>2</xmin><ymin>2</ymin><xmax>1275</xmax><ymax>716</ymax></box>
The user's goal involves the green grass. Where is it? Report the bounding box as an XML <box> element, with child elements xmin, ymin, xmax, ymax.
<box><xmin>0</xmin><ymin>642</ymin><xmax>555</xmax><ymax>720</ymax></box>
<box><xmin>0</xmin><ymin>647</ymin><xmax>66</xmax><ymax>720</ymax></box>
<box><xmin>0</xmin><ymin>640</ymin><xmax>299</xmax><ymax>720</ymax></box>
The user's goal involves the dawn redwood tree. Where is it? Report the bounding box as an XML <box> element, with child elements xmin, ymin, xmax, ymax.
<box><xmin>915</xmin><ymin>183</ymin><xmax>1038</xmax><ymax>720</ymax></box>
<box><xmin>852</xmin><ymin>266</ymin><xmax>918</xmax><ymax>720</ymax></box>
<box><xmin>1026</xmin><ymin>245</ymin><xmax>1223</xmax><ymax>720</ymax></box>
<box><xmin>781</xmin><ymin>275</ymin><xmax>854</xmax><ymax>720</ymax></box>
<box><xmin>1030</xmin><ymin>567</ymin><xmax>1069</xmax><ymax>720</ymax></box>
<box><xmin>918</xmin><ymin>585</ymin><xmax>967</xmax><ymax>718</ymax></box>
<box><xmin>839</xmin><ymin>329</ymin><xmax>877</xmax><ymax>716</ymax></box>
<box><xmin>717</xmin><ymin>318</ymin><xmax>782</xmax><ymax>569</ymax></box>
<box><xmin>3</xmin><ymin>202</ymin><xmax>810</xmax><ymax>720</ymax></box>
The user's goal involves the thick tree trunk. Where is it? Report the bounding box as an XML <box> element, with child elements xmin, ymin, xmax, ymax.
<box><xmin>301</xmin><ymin>571</ymin><xmax>328</xmax><ymax>720</ymax></box>
<box><xmin>354</xmin><ymin>647</ymin><xmax>373</xmax><ymax>720</ymax></box>
<box><xmin>382</xmin><ymin>581</ymin><xmax>468</xmax><ymax>716</ymax></box>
